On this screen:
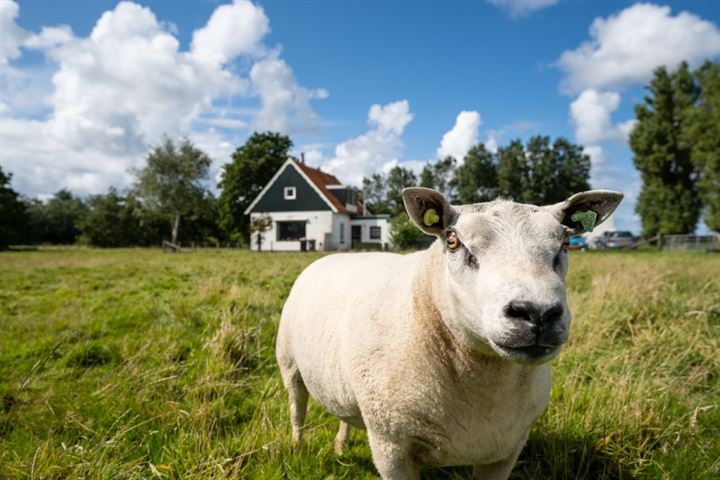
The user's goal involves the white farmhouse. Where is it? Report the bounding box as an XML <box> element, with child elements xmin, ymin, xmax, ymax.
<box><xmin>244</xmin><ymin>159</ymin><xmax>391</xmax><ymax>251</ymax></box>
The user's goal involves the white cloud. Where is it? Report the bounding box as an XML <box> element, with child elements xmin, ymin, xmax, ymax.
<box><xmin>558</xmin><ymin>4</ymin><xmax>719</xmax><ymax>232</ymax></box>
<box><xmin>326</xmin><ymin>130</ymin><xmax>404</xmax><ymax>187</ymax></box>
<box><xmin>570</xmin><ymin>89</ymin><xmax>636</xmax><ymax>145</ymax></box>
<box><xmin>1</xmin><ymin>0</ymin><xmax>326</xmax><ymax>198</ymax></box>
<box><xmin>293</xmin><ymin>143</ymin><xmax>332</xmax><ymax>168</ymax></box>
<box><xmin>437</xmin><ymin>111</ymin><xmax>481</xmax><ymax>161</ymax></box>
<box><xmin>588</xmin><ymin>156</ymin><xmax>642</xmax><ymax>233</ymax></box>
<box><xmin>190</xmin><ymin>0</ymin><xmax>269</xmax><ymax>65</ymax></box>
<box><xmin>482</xmin><ymin>121</ymin><xmax>540</xmax><ymax>154</ymax></box>
<box><xmin>583</xmin><ymin>145</ymin><xmax>605</xmax><ymax>166</ymax></box>
<box><xmin>1</xmin><ymin>117</ymin><xmax>139</xmax><ymax>196</ymax></box>
<box><xmin>189</xmin><ymin>128</ymin><xmax>239</xmax><ymax>191</ymax></box>
<box><xmin>557</xmin><ymin>3</ymin><xmax>720</xmax><ymax>93</ymax></box>
<box><xmin>323</xmin><ymin>100</ymin><xmax>414</xmax><ymax>186</ymax></box>
<box><xmin>617</xmin><ymin>119</ymin><xmax>636</xmax><ymax>139</ymax></box>
<box><xmin>24</xmin><ymin>25</ymin><xmax>73</xmax><ymax>50</ymax></box>
<box><xmin>580</xmin><ymin>143</ymin><xmax>642</xmax><ymax>232</ymax></box>
<box><xmin>250</xmin><ymin>56</ymin><xmax>327</xmax><ymax>133</ymax></box>
<box><xmin>396</xmin><ymin>159</ymin><xmax>428</xmax><ymax>177</ymax></box>
<box><xmin>0</xmin><ymin>63</ymin><xmax>55</xmax><ymax>116</ymax></box>
<box><xmin>485</xmin><ymin>134</ymin><xmax>499</xmax><ymax>154</ymax></box>
<box><xmin>368</xmin><ymin>100</ymin><xmax>414</xmax><ymax>134</ymax></box>
<box><xmin>487</xmin><ymin>0</ymin><xmax>559</xmax><ymax>18</ymax></box>
<box><xmin>300</xmin><ymin>148</ymin><xmax>325</xmax><ymax>168</ymax></box>
<box><xmin>0</xmin><ymin>0</ymin><xmax>27</xmax><ymax>65</ymax></box>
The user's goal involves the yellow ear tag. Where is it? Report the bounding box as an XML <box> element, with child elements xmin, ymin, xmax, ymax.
<box><xmin>423</xmin><ymin>208</ymin><xmax>440</xmax><ymax>226</ymax></box>
<box><xmin>570</xmin><ymin>210</ymin><xmax>597</xmax><ymax>232</ymax></box>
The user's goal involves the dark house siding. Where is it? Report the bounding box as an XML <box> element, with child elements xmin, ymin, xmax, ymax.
<box><xmin>330</xmin><ymin>188</ymin><xmax>348</xmax><ymax>205</ymax></box>
<box><xmin>328</xmin><ymin>187</ymin><xmax>358</xmax><ymax>207</ymax></box>
<box><xmin>250</xmin><ymin>165</ymin><xmax>333</xmax><ymax>213</ymax></box>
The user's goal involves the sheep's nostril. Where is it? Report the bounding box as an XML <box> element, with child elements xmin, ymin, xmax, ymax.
<box><xmin>542</xmin><ymin>303</ymin><xmax>564</xmax><ymax>325</ymax></box>
<box><xmin>504</xmin><ymin>301</ymin><xmax>539</xmax><ymax>323</ymax></box>
<box><xmin>504</xmin><ymin>301</ymin><xmax>564</xmax><ymax>326</ymax></box>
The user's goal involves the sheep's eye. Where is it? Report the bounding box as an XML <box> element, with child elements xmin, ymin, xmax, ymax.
<box><xmin>446</xmin><ymin>232</ymin><xmax>461</xmax><ymax>251</ymax></box>
<box><xmin>554</xmin><ymin>236</ymin><xmax>569</xmax><ymax>270</ymax></box>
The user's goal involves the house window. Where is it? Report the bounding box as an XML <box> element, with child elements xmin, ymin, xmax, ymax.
<box><xmin>370</xmin><ymin>226</ymin><xmax>381</xmax><ymax>239</ymax></box>
<box><xmin>284</xmin><ymin>186</ymin><xmax>296</xmax><ymax>200</ymax></box>
<box><xmin>277</xmin><ymin>221</ymin><xmax>305</xmax><ymax>241</ymax></box>
<box><xmin>340</xmin><ymin>223</ymin><xmax>345</xmax><ymax>243</ymax></box>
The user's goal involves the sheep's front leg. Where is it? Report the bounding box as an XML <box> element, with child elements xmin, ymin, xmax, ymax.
<box><xmin>472</xmin><ymin>434</ymin><xmax>527</xmax><ymax>480</ymax></box>
<box><xmin>367</xmin><ymin>431</ymin><xmax>419</xmax><ymax>480</ymax></box>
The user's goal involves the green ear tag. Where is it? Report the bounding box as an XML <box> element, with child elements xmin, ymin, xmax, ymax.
<box><xmin>570</xmin><ymin>210</ymin><xmax>597</xmax><ymax>232</ymax></box>
<box><xmin>423</xmin><ymin>208</ymin><xmax>440</xmax><ymax>227</ymax></box>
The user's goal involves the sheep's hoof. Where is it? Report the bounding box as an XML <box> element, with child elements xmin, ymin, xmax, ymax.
<box><xmin>291</xmin><ymin>427</ymin><xmax>303</xmax><ymax>445</ymax></box>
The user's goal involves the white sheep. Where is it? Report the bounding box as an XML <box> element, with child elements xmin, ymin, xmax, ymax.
<box><xmin>276</xmin><ymin>187</ymin><xmax>622</xmax><ymax>479</ymax></box>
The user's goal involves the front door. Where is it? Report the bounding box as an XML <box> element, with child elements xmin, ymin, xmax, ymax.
<box><xmin>351</xmin><ymin>225</ymin><xmax>361</xmax><ymax>248</ymax></box>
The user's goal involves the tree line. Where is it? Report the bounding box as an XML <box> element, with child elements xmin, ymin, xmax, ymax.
<box><xmin>0</xmin><ymin>131</ymin><xmax>591</xmax><ymax>250</ymax></box>
<box><xmin>363</xmin><ymin>137</ymin><xmax>591</xmax><ymax>248</ymax></box>
<box><xmin>0</xmin><ymin>133</ymin><xmax>291</xmax><ymax>249</ymax></box>
<box><xmin>1</xmin><ymin>59</ymin><xmax>718</xmax><ymax>249</ymax></box>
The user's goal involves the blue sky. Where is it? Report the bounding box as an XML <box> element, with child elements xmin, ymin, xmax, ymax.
<box><xmin>2</xmin><ymin>0</ymin><xmax>719</xmax><ymax>232</ymax></box>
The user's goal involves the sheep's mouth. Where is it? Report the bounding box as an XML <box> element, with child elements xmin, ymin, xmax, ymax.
<box><xmin>492</xmin><ymin>342</ymin><xmax>560</xmax><ymax>364</ymax></box>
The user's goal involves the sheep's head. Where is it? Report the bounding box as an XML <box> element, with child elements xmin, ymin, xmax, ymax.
<box><xmin>402</xmin><ymin>187</ymin><xmax>623</xmax><ymax>365</ymax></box>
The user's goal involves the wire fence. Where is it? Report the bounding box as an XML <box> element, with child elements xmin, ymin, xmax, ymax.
<box><xmin>659</xmin><ymin>234</ymin><xmax>720</xmax><ymax>252</ymax></box>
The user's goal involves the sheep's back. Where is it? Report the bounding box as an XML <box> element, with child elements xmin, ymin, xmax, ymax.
<box><xmin>278</xmin><ymin>251</ymin><xmax>421</xmax><ymax>422</ymax></box>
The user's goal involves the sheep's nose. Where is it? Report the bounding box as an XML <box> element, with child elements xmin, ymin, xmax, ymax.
<box><xmin>504</xmin><ymin>301</ymin><xmax>564</xmax><ymax>327</ymax></box>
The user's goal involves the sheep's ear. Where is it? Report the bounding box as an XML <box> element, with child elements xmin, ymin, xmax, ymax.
<box><xmin>402</xmin><ymin>187</ymin><xmax>457</xmax><ymax>237</ymax></box>
<box><xmin>545</xmin><ymin>190</ymin><xmax>624</xmax><ymax>234</ymax></box>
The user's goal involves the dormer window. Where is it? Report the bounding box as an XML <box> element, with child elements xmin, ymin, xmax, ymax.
<box><xmin>284</xmin><ymin>186</ymin><xmax>296</xmax><ymax>200</ymax></box>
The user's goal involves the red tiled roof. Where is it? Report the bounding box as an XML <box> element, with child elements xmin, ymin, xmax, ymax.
<box><xmin>294</xmin><ymin>160</ymin><xmax>348</xmax><ymax>214</ymax></box>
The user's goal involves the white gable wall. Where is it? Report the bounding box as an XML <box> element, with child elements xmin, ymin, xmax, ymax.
<box><xmin>330</xmin><ymin>213</ymin><xmax>351</xmax><ymax>251</ymax></box>
<box><xmin>350</xmin><ymin>217</ymin><xmax>391</xmax><ymax>247</ymax></box>
<box><xmin>250</xmin><ymin>211</ymin><xmax>352</xmax><ymax>252</ymax></box>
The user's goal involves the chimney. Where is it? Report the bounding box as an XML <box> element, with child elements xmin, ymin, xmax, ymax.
<box><xmin>300</xmin><ymin>152</ymin><xmax>305</xmax><ymax>164</ymax></box>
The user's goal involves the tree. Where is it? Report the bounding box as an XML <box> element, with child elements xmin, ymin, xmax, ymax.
<box><xmin>553</xmin><ymin>137</ymin><xmax>591</xmax><ymax>203</ymax></box>
<box><xmin>390</xmin><ymin>212</ymin><xmax>428</xmax><ymax>250</ymax></box>
<box><xmin>218</xmin><ymin>132</ymin><xmax>292</xmax><ymax>242</ymax></box>
<box><xmin>498</xmin><ymin>136</ymin><xmax>590</xmax><ymax>206</ymax></box>
<box><xmin>362</xmin><ymin>173</ymin><xmax>390</xmax><ymax>214</ymax></box>
<box><xmin>525</xmin><ymin>135</ymin><xmax>556</xmax><ymax>205</ymax></box>
<box><xmin>179</xmin><ymin>192</ymin><xmax>224</xmax><ymax>245</ymax></box>
<box><xmin>420</xmin><ymin>156</ymin><xmax>457</xmax><ymax>200</ymax></box>
<box><xmin>77</xmin><ymin>189</ymin><xmax>140</xmax><ymax>247</ymax></box>
<box><xmin>123</xmin><ymin>193</ymin><xmax>168</xmax><ymax>246</ymax></box>
<box><xmin>359</xmin><ymin>136</ymin><xmax>589</xmax><ymax>232</ymax></box>
<box><xmin>0</xmin><ymin>166</ymin><xmax>27</xmax><ymax>249</ymax></box>
<box><xmin>687</xmin><ymin>61</ymin><xmax>720</xmax><ymax>231</ymax></box>
<box><xmin>454</xmin><ymin>146</ymin><xmax>497</xmax><ymax>203</ymax></box>
<box><xmin>23</xmin><ymin>189</ymin><xmax>88</xmax><ymax>244</ymax></box>
<box><xmin>134</xmin><ymin>137</ymin><xmax>212</xmax><ymax>245</ymax></box>
<box><xmin>249</xmin><ymin>214</ymin><xmax>273</xmax><ymax>251</ymax></box>
<box><xmin>630</xmin><ymin>62</ymin><xmax>701</xmax><ymax>235</ymax></box>
<box><xmin>386</xmin><ymin>166</ymin><xmax>418</xmax><ymax>216</ymax></box>
<box><xmin>496</xmin><ymin>139</ymin><xmax>530</xmax><ymax>202</ymax></box>
<box><xmin>77</xmin><ymin>189</ymin><xmax>176</xmax><ymax>247</ymax></box>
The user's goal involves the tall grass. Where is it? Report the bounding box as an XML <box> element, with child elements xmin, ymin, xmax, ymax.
<box><xmin>0</xmin><ymin>249</ymin><xmax>718</xmax><ymax>479</ymax></box>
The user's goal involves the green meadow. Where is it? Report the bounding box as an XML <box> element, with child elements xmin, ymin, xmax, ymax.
<box><xmin>0</xmin><ymin>248</ymin><xmax>718</xmax><ymax>479</ymax></box>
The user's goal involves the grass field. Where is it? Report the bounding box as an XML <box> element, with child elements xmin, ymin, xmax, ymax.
<box><xmin>0</xmin><ymin>248</ymin><xmax>718</xmax><ymax>479</ymax></box>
